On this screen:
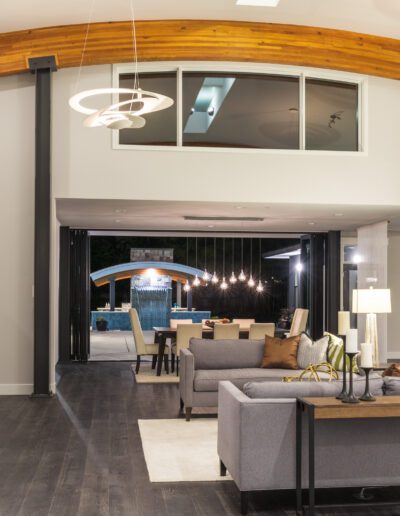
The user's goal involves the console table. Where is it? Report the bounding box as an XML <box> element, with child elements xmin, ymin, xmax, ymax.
<box><xmin>296</xmin><ymin>396</ymin><xmax>400</xmax><ymax>515</ymax></box>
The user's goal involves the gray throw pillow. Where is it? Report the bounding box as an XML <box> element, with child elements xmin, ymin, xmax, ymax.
<box><xmin>383</xmin><ymin>376</ymin><xmax>400</xmax><ymax>395</ymax></box>
<box><xmin>297</xmin><ymin>333</ymin><xmax>329</xmax><ymax>369</ymax></box>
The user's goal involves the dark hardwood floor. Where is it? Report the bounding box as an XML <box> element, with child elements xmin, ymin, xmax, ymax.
<box><xmin>0</xmin><ymin>362</ymin><xmax>399</xmax><ymax>515</ymax></box>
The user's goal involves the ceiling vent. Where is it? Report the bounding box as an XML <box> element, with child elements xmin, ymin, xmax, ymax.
<box><xmin>184</xmin><ymin>216</ymin><xmax>264</xmax><ymax>222</ymax></box>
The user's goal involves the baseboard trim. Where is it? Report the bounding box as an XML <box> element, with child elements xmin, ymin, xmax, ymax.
<box><xmin>0</xmin><ymin>384</ymin><xmax>34</xmax><ymax>395</ymax></box>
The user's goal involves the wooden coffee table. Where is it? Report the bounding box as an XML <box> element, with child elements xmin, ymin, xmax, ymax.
<box><xmin>296</xmin><ymin>396</ymin><xmax>400</xmax><ymax>515</ymax></box>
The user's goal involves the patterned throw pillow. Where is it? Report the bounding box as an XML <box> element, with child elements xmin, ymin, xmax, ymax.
<box><xmin>325</xmin><ymin>332</ymin><xmax>359</xmax><ymax>373</ymax></box>
<box><xmin>297</xmin><ymin>333</ymin><xmax>329</xmax><ymax>370</ymax></box>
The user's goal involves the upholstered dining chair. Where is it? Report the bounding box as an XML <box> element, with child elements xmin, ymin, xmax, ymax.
<box><xmin>287</xmin><ymin>308</ymin><xmax>309</xmax><ymax>337</ymax></box>
<box><xmin>130</xmin><ymin>308</ymin><xmax>167</xmax><ymax>374</ymax></box>
<box><xmin>232</xmin><ymin>318</ymin><xmax>255</xmax><ymax>329</ymax></box>
<box><xmin>213</xmin><ymin>323</ymin><xmax>240</xmax><ymax>340</ymax></box>
<box><xmin>249</xmin><ymin>323</ymin><xmax>275</xmax><ymax>340</ymax></box>
<box><xmin>170</xmin><ymin>318</ymin><xmax>193</xmax><ymax>329</ymax></box>
<box><xmin>172</xmin><ymin>323</ymin><xmax>202</xmax><ymax>375</ymax></box>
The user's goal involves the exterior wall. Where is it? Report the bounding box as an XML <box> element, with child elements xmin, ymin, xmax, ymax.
<box><xmin>0</xmin><ymin>74</ymin><xmax>35</xmax><ymax>394</ymax></box>
<box><xmin>388</xmin><ymin>231</ymin><xmax>400</xmax><ymax>358</ymax></box>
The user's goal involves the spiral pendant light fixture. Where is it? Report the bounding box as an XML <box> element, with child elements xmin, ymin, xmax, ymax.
<box><xmin>69</xmin><ymin>0</ymin><xmax>174</xmax><ymax>129</ymax></box>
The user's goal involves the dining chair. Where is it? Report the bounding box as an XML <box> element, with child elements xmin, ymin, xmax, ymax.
<box><xmin>213</xmin><ymin>323</ymin><xmax>240</xmax><ymax>340</ymax></box>
<box><xmin>172</xmin><ymin>323</ymin><xmax>202</xmax><ymax>375</ymax></box>
<box><xmin>232</xmin><ymin>318</ymin><xmax>256</xmax><ymax>329</ymax></box>
<box><xmin>287</xmin><ymin>308</ymin><xmax>309</xmax><ymax>337</ymax></box>
<box><xmin>170</xmin><ymin>318</ymin><xmax>193</xmax><ymax>329</ymax></box>
<box><xmin>130</xmin><ymin>308</ymin><xmax>167</xmax><ymax>374</ymax></box>
<box><xmin>249</xmin><ymin>323</ymin><xmax>275</xmax><ymax>340</ymax></box>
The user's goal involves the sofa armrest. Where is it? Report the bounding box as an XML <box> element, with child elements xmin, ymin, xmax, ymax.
<box><xmin>179</xmin><ymin>348</ymin><xmax>195</xmax><ymax>407</ymax></box>
<box><xmin>218</xmin><ymin>381</ymin><xmax>296</xmax><ymax>492</ymax></box>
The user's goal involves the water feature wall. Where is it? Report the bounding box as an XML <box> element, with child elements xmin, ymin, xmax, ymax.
<box><xmin>131</xmin><ymin>274</ymin><xmax>172</xmax><ymax>330</ymax></box>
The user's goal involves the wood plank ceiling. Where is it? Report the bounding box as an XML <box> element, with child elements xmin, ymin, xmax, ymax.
<box><xmin>1</xmin><ymin>20</ymin><xmax>399</xmax><ymax>79</ymax></box>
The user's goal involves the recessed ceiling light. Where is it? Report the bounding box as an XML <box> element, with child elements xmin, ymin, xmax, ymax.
<box><xmin>114</xmin><ymin>209</ymin><xmax>127</xmax><ymax>214</ymax></box>
<box><xmin>334</xmin><ymin>213</ymin><xmax>343</xmax><ymax>217</ymax></box>
<box><xmin>236</xmin><ymin>0</ymin><xmax>280</xmax><ymax>6</ymax></box>
<box><xmin>308</xmin><ymin>222</ymin><xmax>315</xmax><ymax>226</ymax></box>
<box><xmin>208</xmin><ymin>225</ymin><xmax>215</xmax><ymax>228</ymax></box>
<box><xmin>235</xmin><ymin>205</ymin><xmax>244</xmax><ymax>209</ymax></box>
<box><xmin>115</xmin><ymin>219</ymin><xmax>121</xmax><ymax>223</ymax></box>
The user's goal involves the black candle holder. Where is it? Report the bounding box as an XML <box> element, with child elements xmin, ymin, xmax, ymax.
<box><xmin>336</xmin><ymin>335</ymin><xmax>347</xmax><ymax>400</ymax></box>
<box><xmin>359</xmin><ymin>367</ymin><xmax>376</xmax><ymax>402</ymax></box>
<box><xmin>342</xmin><ymin>352</ymin><xmax>360</xmax><ymax>404</ymax></box>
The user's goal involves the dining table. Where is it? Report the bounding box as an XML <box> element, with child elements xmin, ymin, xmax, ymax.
<box><xmin>153</xmin><ymin>325</ymin><xmax>250</xmax><ymax>376</ymax></box>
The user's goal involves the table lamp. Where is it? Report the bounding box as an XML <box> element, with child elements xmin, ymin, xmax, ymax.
<box><xmin>352</xmin><ymin>287</ymin><xmax>391</xmax><ymax>367</ymax></box>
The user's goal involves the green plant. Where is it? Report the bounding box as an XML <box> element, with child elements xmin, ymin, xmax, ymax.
<box><xmin>96</xmin><ymin>316</ymin><xmax>106</xmax><ymax>322</ymax></box>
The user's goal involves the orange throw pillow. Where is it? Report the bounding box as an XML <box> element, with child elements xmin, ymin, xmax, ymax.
<box><xmin>261</xmin><ymin>335</ymin><xmax>301</xmax><ymax>369</ymax></box>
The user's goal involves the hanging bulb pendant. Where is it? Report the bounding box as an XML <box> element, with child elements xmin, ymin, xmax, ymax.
<box><xmin>211</xmin><ymin>271</ymin><xmax>219</xmax><ymax>284</ymax></box>
<box><xmin>192</xmin><ymin>275</ymin><xmax>200</xmax><ymax>287</ymax></box>
<box><xmin>248</xmin><ymin>275</ymin><xmax>255</xmax><ymax>288</ymax></box>
<box><xmin>238</xmin><ymin>269</ymin><xmax>246</xmax><ymax>282</ymax></box>
<box><xmin>220</xmin><ymin>277</ymin><xmax>228</xmax><ymax>290</ymax></box>
<box><xmin>256</xmin><ymin>280</ymin><xmax>264</xmax><ymax>292</ymax></box>
<box><xmin>229</xmin><ymin>271</ymin><xmax>237</xmax><ymax>284</ymax></box>
<box><xmin>183</xmin><ymin>279</ymin><xmax>191</xmax><ymax>292</ymax></box>
<box><xmin>202</xmin><ymin>269</ymin><xmax>211</xmax><ymax>282</ymax></box>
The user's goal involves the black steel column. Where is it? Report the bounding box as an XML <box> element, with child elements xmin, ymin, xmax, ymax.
<box><xmin>109</xmin><ymin>278</ymin><xmax>116</xmax><ymax>311</ymax></box>
<box><xmin>58</xmin><ymin>227</ymin><xmax>71</xmax><ymax>362</ymax></box>
<box><xmin>29</xmin><ymin>56</ymin><xmax>57</xmax><ymax>397</ymax></box>
<box><xmin>326</xmin><ymin>231</ymin><xmax>341</xmax><ymax>334</ymax></box>
<box><xmin>309</xmin><ymin>234</ymin><xmax>326</xmax><ymax>340</ymax></box>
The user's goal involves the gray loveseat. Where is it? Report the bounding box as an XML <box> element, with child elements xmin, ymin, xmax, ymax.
<box><xmin>179</xmin><ymin>338</ymin><xmax>337</xmax><ymax>421</ymax></box>
<box><xmin>217</xmin><ymin>377</ymin><xmax>400</xmax><ymax>514</ymax></box>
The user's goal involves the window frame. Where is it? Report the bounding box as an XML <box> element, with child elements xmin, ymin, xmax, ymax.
<box><xmin>112</xmin><ymin>61</ymin><xmax>367</xmax><ymax>155</ymax></box>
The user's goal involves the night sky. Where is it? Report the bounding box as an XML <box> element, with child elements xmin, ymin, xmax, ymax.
<box><xmin>90</xmin><ymin>235</ymin><xmax>299</xmax><ymax>323</ymax></box>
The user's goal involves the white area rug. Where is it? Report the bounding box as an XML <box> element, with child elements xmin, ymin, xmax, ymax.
<box><xmin>138</xmin><ymin>418</ymin><xmax>231</xmax><ymax>482</ymax></box>
<box><xmin>132</xmin><ymin>364</ymin><xmax>179</xmax><ymax>384</ymax></box>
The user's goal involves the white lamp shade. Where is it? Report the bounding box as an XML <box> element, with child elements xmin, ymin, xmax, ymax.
<box><xmin>352</xmin><ymin>288</ymin><xmax>391</xmax><ymax>314</ymax></box>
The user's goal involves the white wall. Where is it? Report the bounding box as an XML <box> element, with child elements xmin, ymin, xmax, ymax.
<box><xmin>0</xmin><ymin>74</ymin><xmax>35</xmax><ymax>394</ymax></box>
<box><xmin>2</xmin><ymin>61</ymin><xmax>400</xmax><ymax>393</ymax></box>
<box><xmin>52</xmin><ymin>64</ymin><xmax>400</xmax><ymax>206</ymax></box>
<box><xmin>388</xmin><ymin>231</ymin><xmax>400</xmax><ymax>358</ymax></box>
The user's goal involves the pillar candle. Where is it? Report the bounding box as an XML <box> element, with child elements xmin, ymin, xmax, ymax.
<box><xmin>338</xmin><ymin>311</ymin><xmax>350</xmax><ymax>336</ymax></box>
<box><xmin>360</xmin><ymin>342</ymin><xmax>373</xmax><ymax>368</ymax></box>
<box><xmin>346</xmin><ymin>329</ymin><xmax>358</xmax><ymax>353</ymax></box>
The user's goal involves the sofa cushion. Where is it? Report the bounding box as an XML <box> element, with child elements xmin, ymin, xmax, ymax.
<box><xmin>194</xmin><ymin>368</ymin><xmax>294</xmax><ymax>391</ymax></box>
<box><xmin>297</xmin><ymin>333</ymin><xmax>329</xmax><ymax>369</ymax></box>
<box><xmin>243</xmin><ymin>373</ymin><xmax>384</xmax><ymax>399</ymax></box>
<box><xmin>189</xmin><ymin>339</ymin><xmax>264</xmax><ymax>370</ymax></box>
<box><xmin>261</xmin><ymin>335</ymin><xmax>301</xmax><ymax>369</ymax></box>
<box><xmin>383</xmin><ymin>376</ymin><xmax>400</xmax><ymax>395</ymax></box>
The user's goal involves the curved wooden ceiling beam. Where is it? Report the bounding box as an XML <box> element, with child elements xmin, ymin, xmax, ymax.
<box><xmin>1</xmin><ymin>19</ymin><xmax>399</xmax><ymax>79</ymax></box>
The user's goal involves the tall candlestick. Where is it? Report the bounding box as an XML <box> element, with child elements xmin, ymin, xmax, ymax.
<box><xmin>346</xmin><ymin>329</ymin><xmax>358</xmax><ymax>353</ymax></box>
<box><xmin>360</xmin><ymin>342</ymin><xmax>373</xmax><ymax>368</ymax></box>
<box><xmin>338</xmin><ymin>311</ymin><xmax>350</xmax><ymax>336</ymax></box>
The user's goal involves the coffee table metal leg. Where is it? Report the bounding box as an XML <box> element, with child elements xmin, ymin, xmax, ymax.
<box><xmin>296</xmin><ymin>399</ymin><xmax>302</xmax><ymax>515</ymax></box>
<box><xmin>156</xmin><ymin>334</ymin><xmax>165</xmax><ymax>376</ymax></box>
<box><xmin>308</xmin><ymin>406</ymin><xmax>315</xmax><ymax>516</ymax></box>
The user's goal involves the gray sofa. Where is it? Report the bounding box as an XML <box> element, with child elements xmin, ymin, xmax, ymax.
<box><xmin>217</xmin><ymin>377</ymin><xmax>400</xmax><ymax>514</ymax></box>
<box><xmin>179</xmin><ymin>338</ymin><xmax>338</xmax><ymax>421</ymax></box>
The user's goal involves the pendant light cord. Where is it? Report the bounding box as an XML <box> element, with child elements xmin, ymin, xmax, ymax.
<box><xmin>186</xmin><ymin>237</ymin><xmax>189</xmax><ymax>266</ymax></box>
<box><xmin>259</xmin><ymin>238</ymin><xmax>262</xmax><ymax>277</ymax></box>
<box><xmin>250</xmin><ymin>239</ymin><xmax>253</xmax><ymax>275</ymax></box>
<box><xmin>74</xmin><ymin>0</ymin><xmax>97</xmax><ymax>95</ymax></box>
<box><xmin>214</xmin><ymin>238</ymin><xmax>216</xmax><ymax>272</ymax></box>
<box><xmin>129</xmin><ymin>0</ymin><xmax>139</xmax><ymax>91</ymax></box>
<box><xmin>223</xmin><ymin>239</ymin><xmax>225</xmax><ymax>276</ymax></box>
<box><xmin>195</xmin><ymin>237</ymin><xmax>198</xmax><ymax>268</ymax></box>
<box><xmin>241</xmin><ymin>238</ymin><xmax>244</xmax><ymax>269</ymax></box>
<box><xmin>204</xmin><ymin>238</ymin><xmax>207</xmax><ymax>270</ymax></box>
<box><xmin>232</xmin><ymin>238</ymin><xmax>234</xmax><ymax>271</ymax></box>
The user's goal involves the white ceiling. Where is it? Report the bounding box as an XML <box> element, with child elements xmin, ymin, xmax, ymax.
<box><xmin>2</xmin><ymin>0</ymin><xmax>400</xmax><ymax>39</ymax></box>
<box><xmin>56</xmin><ymin>199</ymin><xmax>400</xmax><ymax>233</ymax></box>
